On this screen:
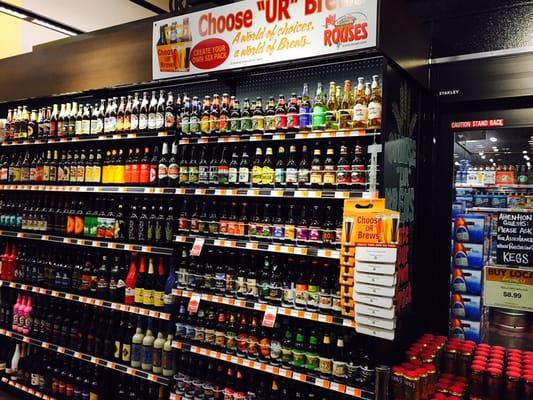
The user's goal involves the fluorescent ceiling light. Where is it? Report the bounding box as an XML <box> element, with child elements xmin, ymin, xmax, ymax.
<box><xmin>489</xmin><ymin>158</ymin><xmax>494</xmax><ymax>162</ymax></box>
<box><xmin>31</xmin><ymin>18</ymin><xmax>78</xmax><ymax>36</ymax></box>
<box><xmin>0</xmin><ymin>5</ymin><xmax>27</xmax><ymax>18</ymax></box>
<box><xmin>481</xmin><ymin>155</ymin><xmax>486</xmax><ymax>159</ymax></box>
<box><xmin>489</xmin><ymin>137</ymin><xmax>498</xmax><ymax>142</ymax></box>
<box><xmin>523</xmin><ymin>150</ymin><xmax>528</xmax><ymax>154</ymax></box>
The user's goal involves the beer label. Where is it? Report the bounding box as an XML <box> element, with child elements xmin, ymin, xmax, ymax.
<box><xmin>162</xmin><ymin>349</ymin><xmax>173</xmax><ymax>371</ymax></box>
<box><xmin>141</xmin><ymin>344</ymin><xmax>153</xmax><ymax>365</ymax></box>
<box><xmin>336</xmin><ymin>164</ymin><xmax>351</xmax><ymax>183</ymax></box>
<box><xmin>190</xmin><ymin>116</ymin><xmax>200</xmax><ymax>133</ymax></box>
<box><xmin>312</xmin><ymin>108</ymin><xmax>326</xmax><ymax>127</ymax></box>
<box><xmin>272</xmin><ymin>224</ymin><xmax>285</xmax><ymax>239</ymax></box>
<box><xmin>322</xmin><ymin>229</ymin><xmax>335</xmax><ymax>244</ymax></box>
<box><xmin>131</xmin><ymin>343</ymin><xmax>142</xmax><ymax>364</ymax></box>
<box><xmin>284</xmin><ymin>224</ymin><xmax>295</xmax><ymax>240</ymax></box>
<box><xmin>252</xmin><ymin>115</ymin><xmax>264</xmax><ymax>131</ymax></box>
<box><xmin>292</xmin><ymin>349</ymin><xmax>306</xmax><ymax>368</ymax></box>
<box><xmin>181</xmin><ymin>116</ymin><xmax>190</xmax><ymax>133</ymax></box>
<box><xmin>152</xmin><ymin>347</ymin><xmax>162</xmax><ymax>368</ymax></box>
<box><xmin>238</xmin><ymin>167</ymin><xmax>249</xmax><ymax>183</ymax></box>
<box><xmin>308</xmin><ymin>227</ymin><xmax>322</xmax><ymax>242</ymax></box>
<box><xmin>351</xmin><ymin>166</ymin><xmax>366</xmax><ymax>184</ymax></box>
<box><xmin>228</xmin><ymin>167</ymin><xmax>238</xmax><ymax>183</ymax></box>
<box><xmin>165</xmin><ymin>112</ymin><xmax>175</xmax><ymax>128</ymax></box>
<box><xmin>353</xmin><ymin>103</ymin><xmax>368</xmax><ymax>122</ymax></box>
<box><xmin>265</xmin><ymin>115</ymin><xmax>276</xmax><ymax>130</ymax></box>
<box><xmin>295</xmin><ymin>284</ymin><xmax>307</xmax><ymax>308</ymax></box>
<box><xmin>168</xmin><ymin>163</ymin><xmax>179</xmax><ymax>180</ymax></box>
<box><xmin>298</xmin><ymin>168</ymin><xmax>309</xmax><ymax>184</ymax></box>
<box><xmin>323</xmin><ymin>167</ymin><xmax>336</xmax><ymax>184</ymax></box>
<box><xmin>200</xmin><ymin>116</ymin><xmax>210</xmax><ymax>133</ymax></box>
<box><xmin>246</xmin><ymin>278</ymin><xmax>257</xmax><ymax>297</ymax></box>
<box><xmin>130</xmin><ymin>114</ymin><xmax>139</xmax><ymax>130</ymax></box>
<box><xmin>332</xmin><ymin>360</ymin><xmax>347</xmax><ymax>378</ymax></box>
<box><xmin>158</xmin><ymin>163</ymin><xmax>168</xmax><ymax>179</ymax></box>
<box><xmin>156</xmin><ymin>112</ymin><xmax>164</xmax><ymax>129</ymax></box>
<box><xmin>287</xmin><ymin>112</ymin><xmax>299</xmax><ymax>128</ymax></box>
<box><xmin>275</xmin><ymin>114</ymin><xmax>287</xmax><ymax>130</ymax></box>
<box><xmin>310</xmin><ymin>167</ymin><xmax>323</xmax><ymax>184</ymax></box>
<box><xmin>319</xmin><ymin>356</ymin><xmax>333</xmax><ymax>375</ymax></box>
<box><xmin>270</xmin><ymin>339</ymin><xmax>282</xmax><ymax>360</ymax></box>
<box><xmin>226</xmin><ymin>332</ymin><xmax>237</xmax><ymax>351</ymax></box>
<box><xmin>188</xmin><ymin>166</ymin><xmax>199</xmax><ymax>183</ymax></box>
<box><xmin>306</xmin><ymin>285</ymin><xmax>320</xmax><ymax>308</ymax></box>
<box><xmin>236</xmin><ymin>333</ymin><xmax>248</xmax><ymax>354</ymax></box>
<box><xmin>275</xmin><ymin>167</ymin><xmax>285</xmax><ymax>184</ymax></box>
<box><xmin>306</xmin><ymin>352</ymin><xmax>319</xmax><ymax>370</ymax></box>
<box><xmin>179</xmin><ymin>166</ymin><xmax>189</xmax><ymax>184</ymax></box>
<box><xmin>198</xmin><ymin>165</ymin><xmax>209</xmax><ymax>183</ymax></box>
<box><xmin>148</xmin><ymin>113</ymin><xmax>157</xmax><ymax>129</ymax></box>
<box><xmin>209</xmin><ymin>165</ymin><xmax>218</xmax><ymax>183</ymax></box>
<box><xmin>261</xmin><ymin>166</ymin><xmax>274</xmax><ymax>184</ymax></box>
<box><xmin>230</xmin><ymin>117</ymin><xmax>240</xmax><ymax>132</ymax></box>
<box><xmin>153</xmin><ymin>290</ymin><xmax>164</xmax><ymax>308</ymax></box>
<box><xmin>241</xmin><ymin>116</ymin><xmax>252</xmax><ymax>131</ymax></box>
<box><xmin>219</xmin><ymin>115</ymin><xmax>229</xmax><ymax>131</ymax></box>
<box><xmin>139</xmin><ymin>114</ymin><xmax>148</xmax><ymax>130</ymax></box>
<box><xmin>252</xmin><ymin>166</ymin><xmax>263</xmax><ymax>184</ymax></box>
<box><xmin>296</xmin><ymin>226</ymin><xmax>309</xmax><ymax>241</ymax></box>
<box><xmin>368</xmin><ymin>102</ymin><xmax>382</xmax><ymax>121</ymax></box>
<box><xmin>218</xmin><ymin>165</ymin><xmax>229</xmax><ymax>184</ymax></box>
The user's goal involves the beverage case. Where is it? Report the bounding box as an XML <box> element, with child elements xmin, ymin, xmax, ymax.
<box><xmin>450</xmin><ymin>267</ymin><xmax>483</xmax><ymax>295</ymax></box>
<box><xmin>450</xmin><ymin>293</ymin><xmax>482</xmax><ymax>320</ymax></box>
<box><xmin>454</xmin><ymin>214</ymin><xmax>490</xmax><ymax>244</ymax></box>
<box><xmin>452</xmin><ymin>241</ymin><xmax>489</xmax><ymax>269</ymax></box>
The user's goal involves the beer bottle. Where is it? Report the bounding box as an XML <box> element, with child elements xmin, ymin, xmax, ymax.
<box><xmin>351</xmin><ymin>143</ymin><xmax>366</xmax><ymax>185</ymax></box>
<box><xmin>367</xmin><ymin>75</ymin><xmax>382</xmax><ymax>128</ymax></box>
<box><xmin>148</xmin><ymin>91</ymin><xmax>158</xmax><ymax>131</ymax></box>
<box><xmin>210</xmin><ymin>94</ymin><xmax>220</xmax><ymax>135</ymax></box>
<box><xmin>49</xmin><ymin>104</ymin><xmax>59</xmax><ymax>138</ymax></box>
<box><xmin>224</xmin><ymin>250</ymin><xmax>236</xmax><ymax>294</ymax></box>
<box><xmin>298</xmin><ymin>145</ymin><xmax>310</xmax><ymax>186</ymax></box>
<box><xmin>200</xmin><ymin>95</ymin><xmax>211</xmax><ymax>135</ymax></box>
<box><xmin>138</xmin><ymin>202</ymin><xmax>149</xmax><ymax>242</ymax></box>
<box><xmin>155</xmin><ymin>90</ymin><xmax>165</xmax><ymax>131</ymax></box>
<box><xmin>57</xmin><ymin>103</ymin><xmax>66</xmax><ymax>137</ymax></box>
<box><xmin>89</xmin><ymin>102</ymin><xmax>98</xmax><ymax>136</ymax></box>
<box><xmin>142</xmin><ymin>257</ymin><xmax>155</xmax><ymax>306</ymax></box>
<box><xmin>174</xmin><ymin>93</ymin><xmax>182</xmax><ymax>132</ymax></box>
<box><xmin>296</xmin><ymin>205</ymin><xmax>309</xmax><ymax>244</ymax></box>
<box><xmin>281</xmin><ymin>321</ymin><xmax>293</xmax><ymax>368</ymax></box>
<box><xmin>43</xmin><ymin>106</ymin><xmax>52</xmax><ymax>138</ymax></box>
<box><xmin>177</xmin><ymin>147</ymin><xmax>189</xmax><ymax>185</ymax></box>
<box><xmin>305</xmin><ymin>328</ymin><xmax>319</xmax><ymax>374</ymax></box>
<box><xmin>163</xmin><ymin>91</ymin><xmax>175</xmax><ymax>131</ymax></box>
<box><xmin>229</xmin><ymin>97</ymin><xmax>241</xmax><ymax>134</ymax></box>
<box><xmin>300</xmin><ymin>83</ymin><xmax>312</xmax><ymax>130</ymax></box>
<box><xmin>217</xmin><ymin>93</ymin><xmax>230</xmax><ymax>134</ymax></box>
<box><xmin>117</xmin><ymin>96</ymin><xmax>126</xmax><ymax>132</ymax></box>
<box><xmin>286</xmin><ymin>93</ymin><xmax>299</xmax><ymax>131</ymax></box>
<box><xmin>246</xmin><ymin>254</ymin><xmax>258</xmax><ymax>300</ymax></box>
<box><xmin>312</xmin><ymin>82</ymin><xmax>327</xmax><ymax>130</ymax></box>
<box><xmin>190</xmin><ymin>96</ymin><xmax>200</xmax><ymax>134</ymax></box>
<box><xmin>149</xmin><ymin>146</ymin><xmax>159</xmax><ymax>185</ymax></box>
<box><xmin>339</xmin><ymin>80</ymin><xmax>352</xmax><ymax>129</ymax></box>
<box><xmin>241</xmin><ymin>98</ymin><xmax>252</xmax><ymax>133</ymax></box>
<box><xmin>252</xmin><ymin>97</ymin><xmax>264</xmax><ymax>133</ymax></box>
<box><xmin>124</xmin><ymin>95</ymin><xmax>132</xmax><ymax>132</ymax></box>
<box><xmin>81</xmin><ymin>104</ymin><xmax>90</xmax><ymax>135</ymax></box>
<box><xmin>147</xmin><ymin>202</ymin><xmax>157</xmax><ymax>243</ymax></box>
<box><xmin>284</xmin><ymin>145</ymin><xmax>297</xmax><ymax>185</ymax></box>
<box><xmin>247</xmin><ymin>313</ymin><xmax>260</xmax><ymax>359</ymax></box>
<box><xmin>262</xmin><ymin>147</ymin><xmax>275</xmax><ymax>186</ymax></box>
<box><xmin>139</xmin><ymin>92</ymin><xmax>149</xmax><ymax>132</ymax></box>
<box><xmin>308</xmin><ymin>205</ymin><xmax>322</xmax><ymax>243</ymax></box>
<box><xmin>292</xmin><ymin>327</ymin><xmax>306</xmax><ymax>371</ymax></box>
<box><xmin>284</xmin><ymin>204</ymin><xmax>296</xmax><ymax>242</ymax></box>
<box><xmin>226</xmin><ymin>311</ymin><xmax>238</xmax><ymax>354</ymax></box>
<box><xmin>197</xmin><ymin>146</ymin><xmax>209</xmax><ymax>185</ymax></box>
<box><xmin>264</xmin><ymin>96</ymin><xmax>276</xmax><ymax>133</ymax></box>
<box><xmin>214</xmin><ymin>251</ymin><xmax>226</xmax><ymax>294</ymax></box>
<box><xmin>238</xmin><ymin>146</ymin><xmax>250</xmax><ymax>186</ymax></box>
<box><xmin>353</xmin><ymin>77</ymin><xmax>368</xmax><ymax>129</ymax></box>
<box><xmin>322</xmin><ymin>206</ymin><xmax>336</xmax><ymax>246</ymax></box>
<box><xmin>77</xmin><ymin>150</ymin><xmax>86</xmax><ymax>183</ymax></box>
<box><xmin>318</xmin><ymin>330</ymin><xmax>333</xmax><ymax>377</ymax></box>
<box><xmin>273</xmin><ymin>146</ymin><xmax>286</xmax><ymax>186</ymax></box>
<box><xmin>236</xmin><ymin>312</ymin><xmax>249</xmax><ymax>357</ymax></box>
<box><xmin>272</xmin><ymin>204</ymin><xmax>285</xmax><ymax>242</ymax></box>
<box><xmin>251</xmin><ymin>147</ymin><xmax>263</xmax><ymax>185</ymax></box>
<box><xmin>310</xmin><ymin>145</ymin><xmax>323</xmax><ymax>186</ymax></box>
<box><xmin>27</xmin><ymin>109</ymin><xmax>37</xmax><ymax>139</ymax></box>
<box><xmin>135</xmin><ymin>254</ymin><xmax>146</xmax><ymax>305</ymax></box>
<box><xmin>326</xmin><ymin>81</ymin><xmax>338</xmax><ymax>130</ymax></box>
<box><xmin>157</xmin><ymin>142</ymin><xmax>169</xmax><ymax>186</ymax></box>
<box><xmin>258</xmin><ymin>255</ymin><xmax>271</xmax><ymax>303</ymax></box>
<box><xmin>273</xmin><ymin>94</ymin><xmax>287</xmax><ymax>132</ymax></box>
<box><xmin>130</xmin><ymin>92</ymin><xmax>140</xmax><ymax>132</ymax></box>
<box><xmin>214</xmin><ymin>308</ymin><xmax>226</xmax><ymax>349</ymax></box>
<box><xmin>109</xmin><ymin>98</ymin><xmax>118</xmax><ymax>133</ymax></box>
<box><xmin>139</xmin><ymin>147</ymin><xmax>151</xmax><ymax>184</ymax></box>
<box><xmin>94</xmin><ymin>149</ymin><xmax>103</xmax><ymax>184</ymax></box>
<box><xmin>306</xmin><ymin>261</ymin><xmax>320</xmax><ymax>311</ymax></box>
<box><xmin>164</xmin><ymin>205</ymin><xmax>174</xmax><ymax>244</ymax></box>
<box><xmin>218</xmin><ymin>146</ymin><xmax>229</xmax><ymax>185</ymax></box>
<box><xmin>322</xmin><ymin>144</ymin><xmax>336</xmax><ymax>185</ymax></box>
<box><xmin>336</xmin><ymin>144</ymin><xmax>351</xmax><ymax>186</ymax></box>
<box><xmin>332</xmin><ymin>334</ymin><xmax>347</xmax><ymax>382</ymax></box>
<box><xmin>168</xmin><ymin>141</ymin><xmax>179</xmax><ymax>186</ymax></box>
<box><xmin>228</xmin><ymin>147</ymin><xmax>239</xmax><ymax>185</ymax></box>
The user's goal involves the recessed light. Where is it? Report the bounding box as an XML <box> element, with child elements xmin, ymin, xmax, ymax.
<box><xmin>481</xmin><ymin>155</ymin><xmax>486</xmax><ymax>159</ymax></box>
<box><xmin>523</xmin><ymin>151</ymin><xmax>528</xmax><ymax>154</ymax></box>
<box><xmin>454</xmin><ymin>161</ymin><xmax>460</xmax><ymax>166</ymax></box>
<box><xmin>524</xmin><ymin>155</ymin><xmax>530</xmax><ymax>160</ymax></box>
<box><xmin>489</xmin><ymin>137</ymin><xmax>498</xmax><ymax>142</ymax></box>
<box><xmin>489</xmin><ymin>158</ymin><xmax>494</xmax><ymax>162</ymax></box>
<box><xmin>478</xmin><ymin>152</ymin><xmax>484</xmax><ymax>156</ymax></box>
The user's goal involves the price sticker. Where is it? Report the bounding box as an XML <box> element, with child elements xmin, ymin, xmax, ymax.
<box><xmin>190</xmin><ymin>238</ymin><xmax>205</xmax><ymax>256</ymax></box>
<box><xmin>315</xmin><ymin>378</ymin><xmax>330</xmax><ymax>389</ymax></box>
<box><xmin>484</xmin><ymin>266</ymin><xmax>533</xmax><ymax>312</ymax></box>
<box><xmin>262</xmin><ymin>305</ymin><xmax>278</xmax><ymax>328</ymax></box>
<box><xmin>293</xmin><ymin>372</ymin><xmax>306</xmax><ymax>382</ymax></box>
<box><xmin>345</xmin><ymin>386</ymin><xmax>362</xmax><ymax>397</ymax></box>
<box><xmin>187</xmin><ymin>293</ymin><xmax>201</xmax><ymax>313</ymax></box>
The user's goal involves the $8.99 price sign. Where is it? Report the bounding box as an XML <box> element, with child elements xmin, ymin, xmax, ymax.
<box><xmin>484</xmin><ymin>266</ymin><xmax>533</xmax><ymax>312</ymax></box>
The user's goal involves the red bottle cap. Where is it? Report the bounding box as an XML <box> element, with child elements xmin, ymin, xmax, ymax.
<box><xmin>506</xmin><ymin>370</ymin><xmax>521</xmax><ymax>379</ymax></box>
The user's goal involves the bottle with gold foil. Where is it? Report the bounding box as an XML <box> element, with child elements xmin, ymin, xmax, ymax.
<box><xmin>261</xmin><ymin>147</ymin><xmax>275</xmax><ymax>186</ymax></box>
<box><xmin>252</xmin><ymin>147</ymin><xmax>263</xmax><ymax>186</ymax></box>
<box><xmin>310</xmin><ymin>146</ymin><xmax>323</xmax><ymax>186</ymax></box>
<box><xmin>339</xmin><ymin>80</ymin><xmax>352</xmax><ymax>129</ymax></box>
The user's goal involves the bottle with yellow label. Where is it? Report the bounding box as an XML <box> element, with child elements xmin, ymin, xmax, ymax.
<box><xmin>310</xmin><ymin>147</ymin><xmax>323</xmax><ymax>186</ymax></box>
<box><xmin>115</xmin><ymin>148</ymin><xmax>125</xmax><ymax>184</ymax></box>
<box><xmin>102</xmin><ymin>150</ymin><xmax>111</xmax><ymax>184</ymax></box>
<box><xmin>252</xmin><ymin>147</ymin><xmax>263</xmax><ymax>185</ymax></box>
<box><xmin>200</xmin><ymin>96</ymin><xmax>211</xmax><ymax>135</ymax></box>
<box><xmin>261</xmin><ymin>147</ymin><xmax>275</xmax><ymax>186</ymax></box>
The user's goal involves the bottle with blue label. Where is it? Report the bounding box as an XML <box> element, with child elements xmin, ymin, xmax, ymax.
<box><xmin>299</xmin><ymin>83</ymin><xmax>311</xmax><ymax>130</ymax></box>
<box><xmin>131</xmin><ymin>316</ymin><xmax>144</xmax><ymax>368</ymax></box>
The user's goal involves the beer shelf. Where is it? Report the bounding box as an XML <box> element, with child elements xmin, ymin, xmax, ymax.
<box><xmin>0</xmin><ymin>184</ymin><xmax>363</xmax><ymax>199</ymax></box>
<box><xmin>172</xmin><ymin>289</ymin><xmax>355</xmax><ymax>328</ymax></box>
<box><xmin>0</xmin><ymin>229</ymin><xmax>174</xmax><ymax>255</ymax></box>
<box><xmin>0</xmin><ymin>328</ymin><xmax>171</xmax><ymax>386</ymax></box>
<box><xmin>174</xmin><ymin>235</ymin><xmax>340</xmax><ymax>259</ymax></box>
<box><xmin>0</xmin><ymin>280</ymin><xmax>171</xmax><ymax>321</ymax></box>
<box><xmin>466</xmin><ymin>207</ymin><xmax>533</xmax><ymax>213</ymax></box>
<box><xmin>171</xmin><ymin>340</ymin><xmax>373</xmax><ymax>400</ymax></box>
<box><xmin>178</xmin><ymin>129</ymin><xmax>380</xmax><ymax>145</ymax></box>
<box><xmin>455</xmin><ymin>183</ymin><xmax>533</xmax><ymax>189</ymax></box>
<box><xmin>0</xmin><ymin>131</ymin><xmax>173</xmax><ymax>147</ymax></box>
<box><xmin>1</xmin><ymin>376</ymin><xmax>56</xmax><ymax>400</ymax></box>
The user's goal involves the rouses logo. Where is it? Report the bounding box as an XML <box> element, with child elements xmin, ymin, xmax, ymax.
<box><xmin>323</xmin><ymin>13</ymin><xmax>368</xmax><ymax>47</ymax></box>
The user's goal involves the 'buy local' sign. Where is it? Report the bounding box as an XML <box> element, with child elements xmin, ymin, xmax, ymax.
<box><xmin>153</xmin><ymin>0</ymin><xmax>378</xmax><ymax>79</ymax></box>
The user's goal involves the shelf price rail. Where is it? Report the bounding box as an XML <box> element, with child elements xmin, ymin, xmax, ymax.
<box><xmin>0</xmin><ymin>184</ymin><xmax>363</xmax><ymax>200</ymax></box>
<box><xmin>172</xmin><ymin>288</ymin><xmax>355</xmax><ymax>328</ymax></box>
<box><xmin>0</xmin><ymin>376</ymin><xmax>56</xmax><ymax>400</ymax></box>
<box><xmin>0</xmin><ymin>328</ymin><xmax>170</xmax><ymax>386</ymax></box>
<box><xmin>172</xmin><ymin>340</ymin><xmax>373</xmax><ymax>400</ymax></box>
<box><xmin>0</xmin><ymin>280</ymin><xmax>171</xmax><ymax>321</ymax></box>
<box><xmin>174</xmin><ymin>235</ymin><xmax>339</xmax><ymax>259</ymax></box>
<box><xmin>0</xmin><ymin>230</ymin><xmax>174</xmax><ymax>255</ymax></box>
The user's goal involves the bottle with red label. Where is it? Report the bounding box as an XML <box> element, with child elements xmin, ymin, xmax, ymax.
<box><xmin>139</xmin><ymin>147</ymin><xmax>151</xmax><ymax>184</ymax></box>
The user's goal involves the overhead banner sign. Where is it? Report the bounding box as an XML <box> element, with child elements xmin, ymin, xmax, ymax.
<box><xmin>484</xmin><ymin>266</ymin><xmax>533</xmax><ymax>312</ymax></box>
<box><xmin>152</xmin><ymin>0</ymin><xmax>378</xmax><ymax>79</ymax></box>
